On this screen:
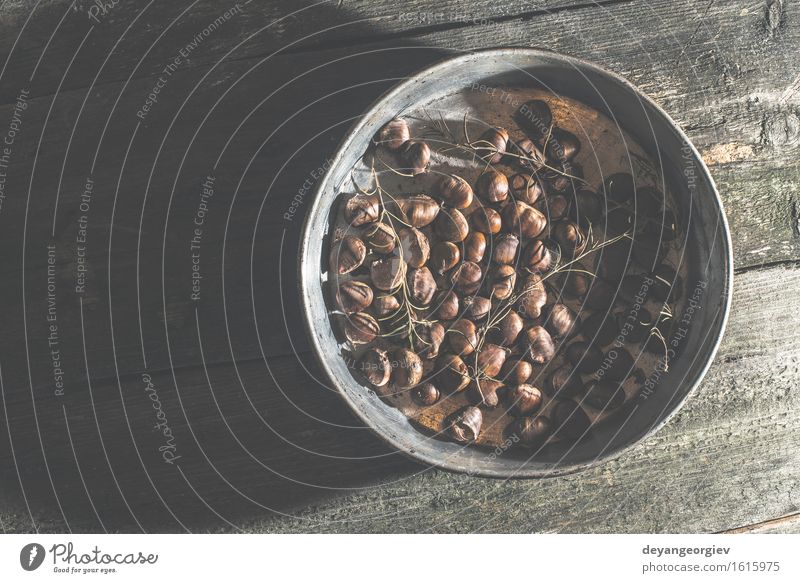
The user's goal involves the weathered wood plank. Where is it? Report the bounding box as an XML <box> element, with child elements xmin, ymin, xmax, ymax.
<box><xmin>1</xmin><ymin>264</ymin><xmax>798</xmax><ymax>532</ymax></box>
<box><xmin>721</xmin><ymin>513</ymin><xmax>800</xmax><ymax>534</ymax></box>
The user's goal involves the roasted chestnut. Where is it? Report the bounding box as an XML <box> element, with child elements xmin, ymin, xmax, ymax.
<box><xmin>374</xmin><ymin>118</ymin><xmax>410</xmax><ymax>150</ymax></box>
<box><xmin>525</xmin><ymin>325</ymin><xmax>556</xmax><ymax>364</ymax></box>
<box><xmin>509</xmin><ymin>173</ymin><xmax>543</xmax><ymax>204</ymax></box>
<box><xmin>477</xmin><ymin>344</ymin><xmax>508</xmax><ymax>377</ymax></box>
<box><xmin>507</xmin><ymin>384</ymin><xmax>543</xmax><ymax>416</ymax></box>
<box><xmin>464</xmin><ymin>231</ymin><xmax>487</xmax><ymax>262</ymax></box>
<box><xmin>552</xmin><ymin>221</ymin><xmax>586</xmax><ymax>256</ymax></box>
<box><xmin>344</xmin><ymin>312</ymin><xmax>380</xmax><ymax>345</ymax></box>
<box><xmin>358</xmin><ymin>347</ymin><xmax>391</xmax><ymax>387</ymax></box>
<box><xmin>544</xmin><ymin>128</ymin><xmax>580</xmax><ymax>162</ymax></box>
<box><xmin>407</xmin><ymin>266</ymin><xmax>436</xmax><ymax>306</ymax></box>
<box><xmin>395</xmin><ymin>194</ymin><xmax>439</xmax><ymax>227</ymax></box>
<box><xmin>370</xmin><ymin>256</ymin><xmax>406</xmax><ymax>290</ymax></box>
<box><xmin>437</xmin><ymin>354</ymin><xmax>470</xmax><ymax>393</ymax></box>
<box><xmin>451</xmin><ymin>261</ymin><xmax>483</xmax><ymax>294</ymax></box>
<box><xmin>545</xmin><ymin>193</ymin><xmax>570</xmax><ymax>221</ymax></box>
<box><xmin>546</xmin><ymin>303</ymin><xmax>580</xmax><ymax>338</ymax></box>
<box><xmin>547</xmin><ymin>365</ymin><xmax>584</xmax><ymax>398</ymax></box>
<box><xmin>447</xmin><ymin>406</ymin><xmax>483</xmax><ymax>443</ymax></box>
<box><xmin>362</xmin><ymin>222</ymin><xmax>396</xmax><ymax>254</ymax></box>
<box><xmin>490</xmin><ymin>264</ymin><xmax>517</xmax><ymax>300</ymax></box>
<box><xmin>581</xmin><ymin>312</ymin><xmax>619</xmax><ymax>347</ymax></box>
<box><xmin>552</xmin><ymin>400</ymin><xmax>591</xmax><ymax>440</ymax></box>
<box><xmin>476</xmin><ymin>127</ymin><xmax>509</xmax><ymax>164</ymax></box>
<box><xmin>468</xmin><ymin>379</ymin><xmax>504</xmax><ymax>408</ymax></box>
<box><xmin>489</xmin><ymin>311</ymin><xmax>524</xmax><ymax>346</ymax></box>
<box><xmin>500</xmin><ymin>357</ymin><xmax>534</xmax><ymax>385</ymax></box>
<box><xmin>430</xmin><ymin>241</ymin><xmax>460</xmax><ymax>274</ymax></box>
<box><xmin>603</xmin><ymin>172</ymin><xmax>635</xmax><ymax>203</ymax></box>
<box><xmin>433</xmin><ymin>290</ymin><xmax>460</xmax><ymax>320</ymax></box>
<box><xmin>332</xmin><ymin>235</ymin><xmax>366</xmax><ymax>274</ymax></box>
<box><xmin>344</xmin><ymin>193</ymin><xmax>381</xmax><ymax>226</ymax></box>
<box><xmin>573</xmin><ymin>189</ymin><xmax>603</xmax><ymax>226</ymax></box>
<box><xmin>565</xmin><ymin>341</ymin><xmax>604</xmax><ymax>373</ymax></box>
<box><xmin>398</xmin><ymin>227</ymin><xmax>430</xmax><ymax>268</ymax></box>
<box><xmin>438</xmin><ymin>174</ymin><xmax>474</xmax><ymax>208</ymax></box>
<box><xmin>501</xmin><ymin>201</ymin><xmax>547</xmax><ymax>238</ymax></box>
<box><xmin>462</xmin><ymin>295</ymin><xmax>491</xmax><ymax>320</ymax></box>
<box><xmin>336</xmin><ymin>280</ymin><xmax>373</xmax><ymax>314</ymax></box>
<box><xmin>434</xmin><ymin>207</ymin><xmax>470</xmax><ymax>242</ymax></box>
<box><xmin>471</xmin><ymin>205</ymin><xmax>502</xmax><ymax>235</ymax></box>
<box><xmin>516</xmin><ymin>99</ymin><xmax>552</xmax><ymax>138</ymax></box>
<box><xmin>400</xmin><ymin>140</ymin><xmax>430</xmax><ymax>175</ymax></box>
<box><xmin>519</xmin><ymin>274</ymin><xmax>547</xmax><ymax>319</ymax></box>
<box><xmin>492</xmin><ymin>234</ymin><xmax>519</xmax><ymax>264</ymax></box>
<box><xmin>393</xmin><ymin>348</ymin><xmax>423</xmax><ymax>388</ymax></box>
<box><xmin>372</xmin><ymin>294</ymin><xmax>400</xmax><ymax>317</ymax></box>
<box><xmin>476</xmin><ymin>169</ymin><xmax>510</xmax><ymax>203</ymax></box>
<box><xmin>447</xmin><ymin>318</ymin><xmax>478</xmax><ymax>356</ymax></box>
<box><xmin>511</xmin><ymin>415</ymin><xmax>551</xmax><ymax>447</ymax></box>
<box><xmin>413</xmin><ymin>321</ymin><xmax>445</xmax><ymax>359</ymax></box>
<box><xmin>412</xmin><ymin>382</ymin><xmax>440</xmax><ymax>405</ymax></box>
<box><xmin>522</xmin><ymin>240</ymin><xmax>553</xmax><ymax>273</ymax></box>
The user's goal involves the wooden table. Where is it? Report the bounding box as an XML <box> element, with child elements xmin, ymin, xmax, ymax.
<box><xmin>0</xmin><ymin>0</ymin><xmax>798</xmax><ymax>533</ymax></box>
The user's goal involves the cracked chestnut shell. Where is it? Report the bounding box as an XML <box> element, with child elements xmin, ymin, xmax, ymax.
<box><xmin>546</xmin><ymin>303</ymin><xmax>580</xmax><ymax>338</ymax></box>
<box><xmin>332</xmin><ymin>235</ymin><xmax>367</xmax><ymax>275</ymax></box>
<box><xmin>372</xmin><ymin>294</ymin><xmax>400</xmax><ymax>317</ymax></box>
<box><xmin>358</xmin><ymin>347</ymin><xmax>391</xmax><ymax>388</ymax></box>
<box><xmin>438</xmin><ymin>174</ymin><xmax>474</xmax><ymax>208</ymax></box>
<box><xmin>447</xmin><ymin>405</ymin><xmax>483</xmax><ymax>443</ymax></box>
<box><xmin>413</xmin><ymin>321</ymin><xmax>445</xmax><ymax>359</ymax></box>
<box><xmin>344</xmin><ymin>193</ymin><xmax>380</xmax><ymax>226</ymax></box>
<box><xmin>430</xmin><ymin>241</ymin><xmax>460</xmax><ymax>274</ymax></box>
<box><xmin>488</xmin><ymin>311</ymin><xmax>524</xmax><ymax>346</ymax></box>
<box><xmin>392</xmin><ymin>348</ymin><xmax>423</xmax><ymax>389</ymax></box>
<box><xmin>507</xmin><ymin>384</ymin><xmax>543</xmax><ymax>416</ymax></box>
<box><xmin>344</xmin><ymin>312</ymin><xmax>380</xmax><ymax>345</ymax></box>
<box><xmin>509</xmin><ymin>173</ymin><xmax>543</xmax><ymax>205</ymax></box>
<box><xmin>477</xmin><ymin>343</ymin><xmax>508</xmax><ymax>378</ymax></box>
<box><xmin>407</xmin><ymin>266</ymin><xmax>436</xmax><ymax>306</ymax></box>
<box><xmin>336</xmin><ymin>280</ymin><xmax>373</xmax><ymax>314</ymax></box>
<box><xmin>398</xmin><ymin>227</ymin><xmax>430</xmax><ymax>268</ymax></box>
<box><xmin>553</xmin><ymin>221</ymin><xmax>586</xmax><ymax>256</ymax></box>
<box><xmin>522</xmin><ymin>240</ymin><xmax>553</xmax><ymax>273</ymax></box>
<box><xmin>501</xmin><ymin>201</ymin><xmax>547</xmax><ymax>238</ymax></box>
<box><xmin>370</xmin><ymin>256</ymin><xmax>406</xmax><ymax>291</ymax></box>
<box><xmin>490</xmin><ymin>264</ymin><xmax>517</xmax><ymax>300</ymax></box>
<box><xmin>467</xmin><ymin>379</ymin><xmax>504</xmax><ymax>408</ymax></box>
<box><xmin>362</xmin><ymin>222</ymin><xmax>396</xmax><ymax>254</ymax></box>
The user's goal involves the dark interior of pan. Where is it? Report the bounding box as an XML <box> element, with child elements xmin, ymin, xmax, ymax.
<box><xmin>300</xmin><ymin>49</ymin><xmax>732</xmax><ymax>477</ymax></box>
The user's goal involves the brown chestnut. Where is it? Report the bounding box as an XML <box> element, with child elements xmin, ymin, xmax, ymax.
<box><xmin>430</xmin><ymin>241</ymin><xmax>460</xmax><ymax>274</ymax></box>
<box><xmin>489</xmin><ymin>311</ymin><xmax>524</xmax><ymax>346</ymax></box>
<box><xmin>433</xmin><ymin>290</ymin><xmax>460</xmax><ymax>320</ymax></box>
<box><xmin>344</xmin><ymin>193</ymin><xmax>381</xmax><ymax>226</ymax></box>
<box><xmin>584</xmin><ymin>380</ymin><xmax>625</xmax><ymax>410</ymax></box>
<box><xmin>552</xmin><ymin>400</ymin><xmax>591</xmax><ymax>440</ymax></box>
<box><xmin>468</xmin><ymin>379</ymin><xmax>504</xmax><ymax>408</ymax></box>
<box><xmin>512</xmin><ymin>415</ymin><xmax>551</xmax><ymax>447</ymax></box>
<box><xmin>434</xmin><ymin>207</ymin><xmax>470</xmax><ymax>242</ymax></box>
<box><xmin>502</xmin><ymin>201</ymin><xmax>547</xmax><ymax>238</ymax></box>
<box><xmin>392</xmin><ymin>348</ymin><xmax>423</xmax><ymax>389</ymax></box>
<box><xmin>398</xmin><ymin>227</ymin><xmax>430</xmax><ymax>268</ymax></box>
<box><xmin>370</xmin><ymin>256</ymin><xmax>406</xmax><ymax>290</ymax></box>
<box><xmin>544</xmin><ymin>128</ymin><xmax>581</xmax><ymax>162</ymax></box>
<box><xmin>546</xmin><ymin>303</ymin><xmax>580</xmax><ymax>338</ymax></box>
<box><xmin>438</xmin><ymin>174</ymin><xmax>474</xmax><ymax>209</ymax></box>
<box><xmin>463</xmin><ymin>231</ymin><xmax>487</xmax><ymax>262</ymax></box>
<box><xmin>476</xmin><ymin>169</ymin><xmax>509</xmax><ymax>203</ymax></box>
<box><xmin>564</xmin><ymin>266</ymin><xmax>591</xmax><ymax>297</ymax></box>
<box><xmin>492</xmin><ymin>234</ymin><xmax>519</xmax><ymax>264</ymax></box>
<box><xmin>447</xmin><ymin>318</ymin><xmax>478</xmax><ymax>356</ymax></box>
<box><xmin>565</xmin><ymin>341</ymin><xmax>604</xmax><ymax>373</ymax></box>
<box><xmin>522</xmin><ymin>240</ymin><xmax>553</xmax><ymax>273</ymax></box>
<box><xmin>451</xmin><ymin>261</ymin><xmax>483</xmax><ymax>294</ymax></box>
<box><xmin>362</xmin><ymin>222</ymin><xmax>396</xmax><ymax>254</ymax></box>
<box><xmin>332</xmin><ymin>235</ymin><xmax>367</xmax><ymax>275</ymax></box>
<box><xmin>603</xmin><ymin>173</ymin><xmax>635</xmax><ymax>203</ymax></box>
<box><xmin>372</xmin><ymin>294</ymin><xmax>400</xmax><ymax>317</ymax></box>
<box><xmin>395</xmin><ymin>194</ymin><xmax>439</xmax><ymax>228</ymax></box>
<box><xmin>490</xmin><ymin>264</ymin><xmax>517</xmax><ymax>300</ymax></box>
<box><xmin>525</xmin><ymin>325</ymin><xmax>555</xmax><ymax>364</ymax></box>
<box><xmin>447</xmin><ymin>406</ymin><xmax>483</xmax><ymax>443</ymax></box>
<box><xmin>336</xmin><ymin>280</ymin><xmax>373</xmax><ymax>314</ymax></box>
<box><xmin>374</xmin><ymin>118</ymin><xmax>410</xmax><ymax>150</ymax></box>
<box><xmin>509</xmin><ymin>173</ymin><xmax>543</xmax><ymax>205</ymax></box>
<box><xmin>507</xmin><ymin>384</ymin><xmax>543</xmax><ymax>416</ymax></box>
<box><xmin>477</xmin><ymin>343</ymin><xmax>508</xmax><ymax>377</ymax></box>
<box><xmin>462</xmin><ymin>295</ymin><xmax>491</xmax><ymax>320</ymax></box>
<box><xmin>547</xmin><ymin>365</ymin><xmax>584</xmax><ymax>398</ymax></box>
<box><xmin>581</xmin><ymin>312</ymin><xmax>618</xmax><ymax>347</ymax></box>
<box><xmin>573</xmin><ymin>189</ymin><xmax>602</xmax><ymax>226</ymax></box>
<box><xmin>511</xmin><ymin>138</ymin><xmax>545</xmax><ymax>168</ymax></box>
<box><xmin>400</xmin><ymin>140</ymin><xmax>430</xmax><ymax>175</ymax></box>
<box><xmin>437</xmin><ymin>354</ymin><xmax>470</xmax><ymax>393</ymax></box>
<box><xmin>471</xmin><ymin>206</ymin><xmax>502</xmax><ymax>235</ymax></box>
<box><xmin>412</xmin><ymin>321</ymin><xmax>445</xmax><ymax>359</ymax></box>
<box><xmin>500</xmin><ymin>357</ymin><xmax>534</xmax><ymax>385</ymax></box>
<box><xmin>553</xmin><ymin>221</ymin><xmax>586</xmax><ymax>256</ymax></box>
<box><xmin>412</xmin><ymin>382</ymin><xmax>440</xmax><ymax>406</ymax></box>
<box><xmin>516</xmin><ymin>99</ymin><xmax>552</xmax><ymax>138</ymax></box>
<box><xmin>358</xmin><ymin>348</ymin><xmax>391</xmax><ymax>388</ymax></box>
<box><xmin>344</xmin><ymin>312</ymin><xmax>380</xmax><ymax>345</ymax></box>
<box><xmin>519</xmin><ymin>274</ymin><xmax>547</xmax><ymax>319</ymax></box>
<box><xmin>407</xmin><ymin>267</ymin><xmax>436</xmax><ymax>306</ymax></box>
<box><xmin>476</xmin><ymin>127</ymin><xmax>509</xmax><ymax>164</ymax></box>
<box><xmin>545</xmin><ymin>193</ymin><xmax>570</xmax><ymax>221</ymax></box>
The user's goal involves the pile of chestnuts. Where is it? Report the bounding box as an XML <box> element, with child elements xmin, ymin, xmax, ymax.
<box><xmin>328</xmin><ymin>97</ymin><xmax>683</xmax><ymax>453</ymax></box>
